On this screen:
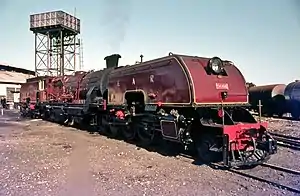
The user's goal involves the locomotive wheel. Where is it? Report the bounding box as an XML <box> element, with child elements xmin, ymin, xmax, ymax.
<box><xmin>68</xmin><ymin>118</ymin><xmax>75</xmax><ymax>126</ymax></box>
<box><xmin>196</xmin><ymin>134</ymin><xmax>220</xmax><ymax>163</ymax></box>
<box><xmin>136</xmin><ymin>122</ymin><xmax>156</xmax><ymax>146</ymax></box>
<box><xmin>106</xmin><ymin>125</ymin><xmax>120</xmax><ymax>138</ymax></box>
<box><xmin>49</xmin><ymin>111</ymin><xmax>55</xmax><ymax>122</ymax></box>
<box><xmin>121</xmin><ymin>125</ymin><xmax>136</xmax><ymax>141</ymax></box>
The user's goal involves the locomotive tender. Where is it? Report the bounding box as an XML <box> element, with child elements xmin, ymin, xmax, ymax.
<box><xmin>20</xmin><ymin>52</ymin><xmax>277</xmax><ymax>167</ymax></box>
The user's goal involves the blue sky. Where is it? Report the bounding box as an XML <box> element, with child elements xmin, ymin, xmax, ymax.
<box><xmin>0</xmin><ymin>0</ymin><xmax>299</xmax><ymax>85</ymax></box>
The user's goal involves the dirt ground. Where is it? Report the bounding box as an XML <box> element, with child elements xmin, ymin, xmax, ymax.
<box><xmin>0</xmin><ymin>110</ymin><xmax>299</xmax><ymax>196</ymax></box>
<box><xmin>262</xmin><ymin>117</ymin><xmax>300</xmax><ymax>138</ymax></box>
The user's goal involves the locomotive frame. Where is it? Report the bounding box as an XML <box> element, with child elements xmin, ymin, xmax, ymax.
<box><xmin>20</xmin><ymin>53</ymin><xmax>277</xmax><ymax>168</ymax></box>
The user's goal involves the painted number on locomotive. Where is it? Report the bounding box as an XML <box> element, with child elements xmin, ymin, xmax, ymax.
<box><xmin>215</xmin><ymin>83</ymin><xmax>229</xmax><ymax>90</ymax></box>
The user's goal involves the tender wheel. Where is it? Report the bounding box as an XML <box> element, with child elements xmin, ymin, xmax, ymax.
<box><xmin>136</xmin><ymin>122</ymin><xmax>156</xmax><ymax>146</ymax></box>
<box><xmin>196</xmin><ymin>135</ymin><xmax>220</xmax><ymax>163</ymax></box>
<box><xmin>121</xmin><ymin>125</ymin><xmax>136</xmax><ymax>141</ymax></box>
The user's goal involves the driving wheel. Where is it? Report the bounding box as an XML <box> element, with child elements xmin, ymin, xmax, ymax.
<box><xmin>122</xmin><ymin>125</ymin><xmax>136</xmax><ymax>141</ymax></box>
<box><xmin>196</xmin><ymin>134</ymin><xmax>220</xmax><ymax>163</ymax></box>
<box><xmin>136</xmin><ymin>122</ymin><xmax>156</xmax><ymax>146</ymax></box>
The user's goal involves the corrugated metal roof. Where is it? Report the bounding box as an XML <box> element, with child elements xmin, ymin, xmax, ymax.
<box><xmin>0</xmin><ymin>64</ymin><xmax>35</xmax><ymax>75</ymax></box>
<box><xmin>0</xmin><ymin>71</ymin><xmax>34</xmax><ymax>84</ymax></box>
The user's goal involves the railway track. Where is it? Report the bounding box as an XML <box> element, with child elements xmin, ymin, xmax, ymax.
<box><xmin>260</xmin><ymin>163</ymin><xmax>300</xmax><ymax>175</ymax></box>
<box><xmin>177</xmin><ymin>153</ymin><xmax>300</xmax><ymax>194</ymax></box>
<box><xmin>269</xmin><ymin>132</ymin><xmax>300</xmax><ymax>150</ymax></box>
<box><xmin>251</xmin><ymin>112</ymin><xmax>300</xmax><ymax>123</ymax></box>
<box><xmin>229</xmin><ymin>164</ymin><xmax>300</xmax><ymax>194</ymax></box>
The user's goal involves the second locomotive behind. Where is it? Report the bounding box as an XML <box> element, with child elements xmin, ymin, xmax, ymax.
<box><xmin>19</xmin><ymin>52</ymin><xmax>277</xmax><ymax>168</ymax></box>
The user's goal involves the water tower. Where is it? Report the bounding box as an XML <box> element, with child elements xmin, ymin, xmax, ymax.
<box><xmin>29</xmin><ymin>10</ymin><xmax>81</xmax><ymax>76</ymax></box>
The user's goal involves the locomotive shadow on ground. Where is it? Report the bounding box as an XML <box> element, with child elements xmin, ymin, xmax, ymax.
<box><xmin>16</xmin><ymin>116</ymin><xmax>264</xmax><ymax>170</ymax></box>
<box><xmin>21</xmin><ymin>117</ymin><xmax>211</xmax><ymax>167</ymax></box>
<box><xmin>65</xmin><ymin>123</ymin><xmax>208</xmax><ymax>166</ymax></box>
<box><xmin>126</xmin><ymin>140</ymin><xmax>206</xmax><ymax>167</ymax></box>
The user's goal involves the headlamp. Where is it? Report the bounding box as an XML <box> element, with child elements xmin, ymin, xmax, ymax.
<box><xmin>208</xmin><ymin>57</ymin><xmax>223</xmax><ymax>74</ymax></box>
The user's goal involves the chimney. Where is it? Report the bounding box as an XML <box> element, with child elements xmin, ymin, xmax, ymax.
<box><xmin>104</xmin><ymin>54</ymin><xmax>122</xmax><ymax>68</ymax></box>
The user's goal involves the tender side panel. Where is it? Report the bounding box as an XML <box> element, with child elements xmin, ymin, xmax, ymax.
<box><xmin>64</xmin><ymin>75</ymin><xmax>81</xmax><ymax>92</ymax></box>
<box><xmin>181</xmin><ymin>56</ymin><xmax>248</xmax><ymax>104</ymax></box>
<box><xmin>20</xmin><ymin>82</ymin><xmax>39</xmax><ymax>103</ymax></box>
<box><xmin>64</xmin><ymin>74</ymin><xmax>86</xmax><ymax>100</ymax></box>
<box><xmin>107</xmin><ymin>57</ymin><xmax>191</xmax><ymax>105</ymax></box>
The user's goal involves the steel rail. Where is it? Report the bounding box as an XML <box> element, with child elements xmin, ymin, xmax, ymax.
<box><xmin>228</xmin><ymin>168</ymin><xmax>300</xmax><ymax>194</ymax></box>
<box><xmin>260</xmin><ymin>163</ymin><xmax>300</xmax><ymax>175</ymax></box>
<box><xmin>274</xmin><ymin>136</ymin><xmax>300</xmax><ymax>147</ymax></box>
<box><xmin>177</xmin><ymin>154</ymin><xmax>300</xmax><ymax>194</ymax></box>
<box><xmin>269</xmin><ymin>132</ymin><xmax>300</xmax><ymax>141</ymax></box>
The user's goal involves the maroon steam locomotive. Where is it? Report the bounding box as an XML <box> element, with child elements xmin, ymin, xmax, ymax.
<box><xmin>19</xmin><ymin>52</ymin><xmax>277</xmax><ymax>167</ymax></box>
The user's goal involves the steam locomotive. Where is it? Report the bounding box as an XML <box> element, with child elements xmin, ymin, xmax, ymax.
<box><xmin>19</xmin><ymin>52</ymin><xmax>277</xmax><ymax>167</ymax></box>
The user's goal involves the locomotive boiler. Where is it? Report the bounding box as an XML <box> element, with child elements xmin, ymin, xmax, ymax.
<box><xmin>20</xmin><ymin>52</ymin><xmax>277</xmax><ymax>168</ymax></box>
